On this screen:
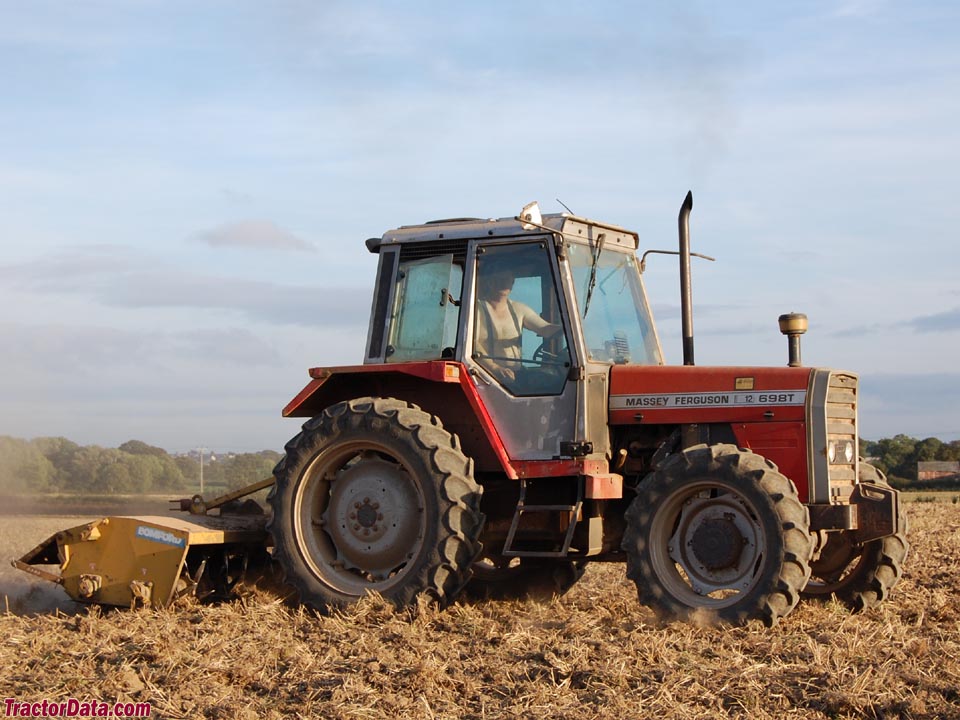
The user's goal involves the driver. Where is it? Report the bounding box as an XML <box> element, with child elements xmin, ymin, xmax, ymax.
<box><xmin>475</xmin><ymin>264</ymin><xmax>563</xmax><ymax>387</ymax></box>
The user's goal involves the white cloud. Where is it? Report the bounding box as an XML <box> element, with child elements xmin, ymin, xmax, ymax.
<box><xmin>197</xmin><ymin>219</ymin><xmax>315</xmax><ymax>252</ymax></box>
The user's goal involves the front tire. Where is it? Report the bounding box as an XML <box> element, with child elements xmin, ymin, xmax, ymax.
<box><xmin>268</xmin><ymin>398</ymin><xmax>483</xmax><ymax>613</ymax></box>
<box><xmin>802</xmin><ymin>463</ymin><xmax>909</xmax><ymax>610</ymax></box>
<box><xmin>622</xmin><ymin>444</ymin><xmax>813</xmax><ymax>626</ymax></box>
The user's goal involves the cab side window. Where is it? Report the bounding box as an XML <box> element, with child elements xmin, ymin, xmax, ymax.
<box><xmin>472</xmin><ymin>243</ymin><xmax>570</xmax><ymax>395</ymax></box>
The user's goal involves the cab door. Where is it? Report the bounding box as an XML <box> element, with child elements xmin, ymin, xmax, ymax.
<box><xmin>462</xmin><ymin>239</ymin><xmax>579</xmax><ymax>461</ymax></box>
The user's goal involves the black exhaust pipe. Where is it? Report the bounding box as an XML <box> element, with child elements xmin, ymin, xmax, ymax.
<box><xmin>678</xmin><ymin>191</ymin><xmax>694</xmax><ymax>366</ymax></box>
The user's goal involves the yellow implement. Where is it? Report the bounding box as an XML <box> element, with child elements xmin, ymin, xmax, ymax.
<box><xmin>14</xmin><ymin>513</ymin><xmax>268</xmax><ymax>608</ymax></box>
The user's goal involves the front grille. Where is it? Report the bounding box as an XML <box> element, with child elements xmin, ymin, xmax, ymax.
<box><xmin>808</xmin><ymin>369</ymin><xmax>860</xmax><ymax>504</ymax></box>
<box><xmin>826</xmin><ymin>373</ymin><xmax>858</xmax><ymax>500</ymax></box>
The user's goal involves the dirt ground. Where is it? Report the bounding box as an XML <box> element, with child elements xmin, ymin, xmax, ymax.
<box><xmin>1</xmin><ymin>501</ymin><xmax>958</xmax><ymax>719</ymax></box>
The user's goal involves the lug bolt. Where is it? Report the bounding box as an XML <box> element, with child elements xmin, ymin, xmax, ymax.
<box><xmin>349</xmin><ymin>512</ymin><xmax>356</xmax><ymax>520</ymax></box>
<box><xmin>377</xmin><ymin>513</ymin><xmax>383</xmax><ymax>521</ymax></box>
<box><xmin>373</xmin><ymin>502</ymin><xmax>380</xmax><ymax>510</ymax></box>
<box><xmin>353</xmin><ymin>524</ymin><xmax>360</xmax><ymax>531</ymax></box>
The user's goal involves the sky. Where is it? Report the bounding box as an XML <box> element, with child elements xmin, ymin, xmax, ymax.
<box><xmin>0</xmin><ymin>0</ymin><xmax>958</xmax><ymax>452</ymax></box>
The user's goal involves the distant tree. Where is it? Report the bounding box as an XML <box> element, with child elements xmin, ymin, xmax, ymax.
<box><xmin>175</xmin><ymin>455</ymin><xmax>199</xmax><ymax>484</ymax></box>
<box><xmin>64</xmin><ymin>446</ymin><xmax>110</xmax><ymax>492</ymax></box>
<box><xmin>872</xmin><ymin>434</ymin><xmax>918</xmax><ymax>481</ymax></box>
<box><xmin>220</xmin><ymin>453</ymin><xmax>278</xmax><ymax>491</ymax></box>
<box><xmin>119</xmin><ymin>440</ymin><xmax>168</xmax><ymax>457</ymax></box>
<box><xmin>95</xmin><ymin>459</ymin><xmax>135</xmax><ymax>494</ymax></box>
<box><xmin>937</xmin><ymin>440</ymin><xmax>960</xmax><ymax>463</ymax></box>
<box><xmin>154</xmin><ymin>456</ymin><xmax>187</xmax><ymax>491</ymax></box>
<box><xmin>860</xmin><ymin>437</ymin><xmax>879</xmax><ymax>458</ymax></box>
<box><xmin>0</xmin><ymin>436</ymin><xmax>55</xmax><ymax>492</ymax></box>
<box><xmin>911</xmin><ymin>437</ymin><xmax>944</xmax><ymax>466</ymax></box>
<box><xmin>32</xmin><ymin>437</ymin><xmax>81</xmax><ymax>489</ymax></box>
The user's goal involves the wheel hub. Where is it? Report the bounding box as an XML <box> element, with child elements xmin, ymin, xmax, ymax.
<box><xmin>666</xmin><ymin>488</ymin><xmax>764</xmax><ymax>597</ymax></box>
<box><xmin>319</xmin><ymin>456</ymin><xmax>425</xmax><ymax>582</ymax></box>
<box><xmin>690</xmin><ymin>516</ymin><xmax>745</xmax><ymax>570</ymax></box>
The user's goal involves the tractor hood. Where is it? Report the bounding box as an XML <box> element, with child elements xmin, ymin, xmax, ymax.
<box><xmin>608</xmin><ymin>365</ymin><xmax>814</xmax><ymax>426</ymax></box>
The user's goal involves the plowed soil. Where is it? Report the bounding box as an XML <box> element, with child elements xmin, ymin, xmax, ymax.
<box><xmin>1</xmin><ymin>502</ymin><xmax>958</xmax><ymax>719</ymax></box>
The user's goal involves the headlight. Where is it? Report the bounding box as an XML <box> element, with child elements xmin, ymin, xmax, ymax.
<box><xmin>843</xmin><ymin>440</ymin><xmax>855</xmax><ymax>463</ymax></box>
<box><xmin>827</xmin><ymin>440</ymin><xmax>855</xmax><ymax>464</ymax></box>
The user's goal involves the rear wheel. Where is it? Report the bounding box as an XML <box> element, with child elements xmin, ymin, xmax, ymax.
<box><xmin>803</xmin><ymin>463</ymin><xmax>909</xmax><ymax>610</ymax></box>
<box><xmin>622</xmin><ymin>444</ymin><xmax>813</xmax><ymax>626</ymax></box>
<box><xmin>268</xmin><ymin>397</ymin><xmax>483</xmax><ymax>612</ymax></box>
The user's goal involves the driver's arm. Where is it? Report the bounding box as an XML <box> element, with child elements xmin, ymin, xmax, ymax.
<box><xmin>514</xmin><ymin>302</ymin><xmax>562</xmax><ymax>338</ymax></box>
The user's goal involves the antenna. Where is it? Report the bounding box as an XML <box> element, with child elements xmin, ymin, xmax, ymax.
<box><xmin>556</xmin><ymin>198</ymin><xmax>575</xmax><ymax>215</ymax></box>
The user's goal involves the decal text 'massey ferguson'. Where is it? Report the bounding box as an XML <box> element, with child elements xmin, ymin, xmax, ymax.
<box><xmin>610</xmin><ymin>390</ymin><xmax>806</xmax><ymax>410</ymax></box>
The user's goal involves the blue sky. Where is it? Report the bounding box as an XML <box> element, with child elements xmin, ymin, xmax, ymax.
<box><xmin>0</xmin><ymin>1</ymin><xmax>958</xmax><ymax>452</ymax></box>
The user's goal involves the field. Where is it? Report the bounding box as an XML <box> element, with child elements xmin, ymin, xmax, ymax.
<box><xmin>1</xmin><ymin>500</ymin><xmax>958</xmax><ymax>719</ymax></box>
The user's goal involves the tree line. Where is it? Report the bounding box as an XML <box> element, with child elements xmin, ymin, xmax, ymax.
<box><xmin>0</xmin><ymin>436</ymin><xmax>281</xmax><ymax>495</ymax></box>
<box><xmin>862</xmin><ymin>435</ymin><xmax>960</xmax><ymax>486</ymax></box>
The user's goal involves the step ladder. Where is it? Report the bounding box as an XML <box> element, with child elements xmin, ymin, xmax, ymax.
<box><xmin>502</xmin><ymin>478</ymin><xmax>583</xmax><ymax>558</ymax></box>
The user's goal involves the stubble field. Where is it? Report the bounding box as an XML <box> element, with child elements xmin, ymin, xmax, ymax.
<box><xmin>1</xmin><ymin>501</ymin><xmax>958</xmax><ymax>719</ymax></box>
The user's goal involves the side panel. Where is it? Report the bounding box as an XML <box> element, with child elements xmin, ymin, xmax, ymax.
<box><xmin>730</xmin><ymin>422</ymin><xmax>810</xmax><ymax>501</ymax></box>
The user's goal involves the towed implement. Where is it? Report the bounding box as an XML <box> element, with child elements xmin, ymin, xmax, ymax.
<box><xmin>14</xmin><ymin>195</ymin><xmax>908</xmax><ymax>625</ymax></box>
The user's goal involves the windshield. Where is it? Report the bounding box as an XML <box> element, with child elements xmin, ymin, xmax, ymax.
<box><xmin>568</xmin><ymin>242</ymin><xmax>662</xmax><ymax>365</ymax></box>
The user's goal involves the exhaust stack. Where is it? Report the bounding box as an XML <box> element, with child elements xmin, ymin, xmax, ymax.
<box><xmin>679</xmin><ymin>191</ymin><xmax>695</xmax><ymax>366</ymax></box>
<box><xmin>778</xmin><ymin>312</ymin><xmax>808</xmax><ymax>367</ymax></box>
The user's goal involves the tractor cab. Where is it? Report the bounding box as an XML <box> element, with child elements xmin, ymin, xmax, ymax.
<box><xmin>363</xmin><ymin>203</ymin><xmax>662</xmax><ymax>461</ymax></box>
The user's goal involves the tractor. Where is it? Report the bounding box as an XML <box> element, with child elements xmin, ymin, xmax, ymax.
<box><xmin>16</xmin><ymin>194</ymin><xmax>908</xmax><ymax>626</ymax></box>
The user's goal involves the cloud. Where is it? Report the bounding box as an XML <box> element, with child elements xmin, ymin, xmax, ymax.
<box><xmin>0</xmin><ymin>247</ymin><xmax>369</xmax><ymax>328</ymax></box>
<box><xmin>196</xmin><ymin>219</ymin><xmax>315</xmax><ymax>252</ymax></box>
<box><xmin>835</xmin><ymin>307</ymin><xmax>960</xmax><ymax>338</ymax></box>
<box><xmin>901</xmin><ymin>307</ymin><xmax>960</xmax><ymax>333</ymax></box>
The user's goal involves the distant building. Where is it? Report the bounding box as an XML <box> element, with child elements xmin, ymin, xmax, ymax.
<box><xmin>917</xmin><ymin>461</ymin><xmax>960</xmax><ymax>482</ymax></box>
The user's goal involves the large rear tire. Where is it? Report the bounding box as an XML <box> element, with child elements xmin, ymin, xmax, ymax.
<box><xmin>268</xmin><ymin>398</ymin><xmax>483</xmax><ymax>613</ymax></box>
<box><xmin>802</xmin><ymin>463</ymin><xmax>909</xmax><ymax>610</ymax></box>
<box><xmin>622</xmin><ymin>444</ymin><xmax>813</xmax><ymax>626</ymax></box>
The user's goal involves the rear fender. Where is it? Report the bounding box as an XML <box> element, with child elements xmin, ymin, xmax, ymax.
<box><xmin>283</xmin><ymin>361</ymin><xmax>516</xmax><ymax>477</ymax></box>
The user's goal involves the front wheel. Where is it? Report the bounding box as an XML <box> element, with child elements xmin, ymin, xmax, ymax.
<box><xmin>622</xmin><ymin>444</ymin><xmax>813</xmax><ymax>626</ymax></box>
<box><xmin>268</xmin><ymin>397</ymin><xmax>483</xmax><ymax>612</ymax></box>
<box><xmin>802</xmin><ymin>463</ymin><xmax>909</xmax><ymax>610</ymax></box>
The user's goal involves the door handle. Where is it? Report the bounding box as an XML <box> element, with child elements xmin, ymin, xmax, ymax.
<box><xmin>469</xmin><ymin>367</ymin><xmax>491</xmax><ymax>385</ymax></box>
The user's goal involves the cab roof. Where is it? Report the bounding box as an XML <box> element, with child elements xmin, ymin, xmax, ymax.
<box><xmin>365</xmin><ymin>211</ymin><xmax>639</xmax><ymax>254</ymax></box>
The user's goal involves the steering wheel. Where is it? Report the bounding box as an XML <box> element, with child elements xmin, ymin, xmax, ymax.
<box><xmin>532</xmin><ymin>339</ymin><xmax>569</xmax><ymax>367</ymax></box>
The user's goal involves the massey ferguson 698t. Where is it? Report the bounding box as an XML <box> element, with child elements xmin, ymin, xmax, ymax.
<box><xmin>17</xmin><ymin>193</ymin><xmax>908</xmax><ymax>626</ymax></box>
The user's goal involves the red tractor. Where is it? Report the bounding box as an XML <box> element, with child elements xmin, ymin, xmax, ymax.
<box><xmin>267</xmin><ymin>194</ymin><xmax>908</xmax><ymax>626</ymax></box>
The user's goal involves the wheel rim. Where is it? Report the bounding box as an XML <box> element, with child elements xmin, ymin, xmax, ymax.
<box><xmin>292</xmin><ymin>441</ymin><xmax>427</xmax><ymax>596</ymax></box>
<box><xmin>650</xmin><ymin>480</ymin><xmax>769</xmax><ymax>608</ymax></box>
